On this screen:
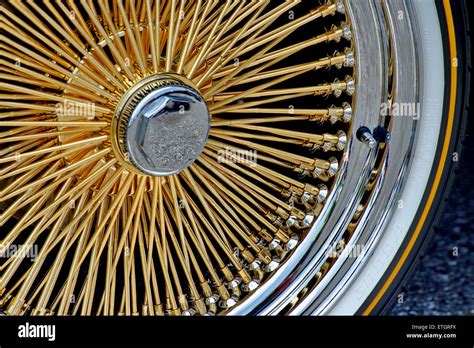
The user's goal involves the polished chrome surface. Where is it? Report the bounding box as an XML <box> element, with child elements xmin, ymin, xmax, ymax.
<box><xmin>290</xmin><ymin>0</ymin><xmax>420</xmax><ymax>315</ymax></box>
<box><xmin>228</xmin><ymin>0</ymin><xmax>381</xmax><ymax>315</ymax></box>
<box><xmin>117</xmin><ymin>75</ymin><xmax>210</xmax><ymax>176</ymax></box>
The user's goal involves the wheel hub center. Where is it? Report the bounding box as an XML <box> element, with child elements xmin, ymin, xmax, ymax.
<box><xmin>112</xmin><ymin>74</ymin><xmax>210</xmax><ymax>176</ymax></box>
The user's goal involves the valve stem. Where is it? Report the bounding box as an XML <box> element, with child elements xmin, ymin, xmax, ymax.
<box><xmin>357</xmin><ymin>127</ymin><xmax>377</xmax><ymax>148</ymax></box>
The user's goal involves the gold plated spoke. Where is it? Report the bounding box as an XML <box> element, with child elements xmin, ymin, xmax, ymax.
<box><xmin>0</xmin><ymin>0</ymin><xmax>353</xmax><ymax>316</ymax></box>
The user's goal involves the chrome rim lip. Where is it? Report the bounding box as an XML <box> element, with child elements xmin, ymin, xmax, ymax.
<box><xmin>290</xmin><ymin>0</ymin><xmax>420</xmax><ymax>315</ymax></box>
<box><xmin>228</xmin><ymin>0</ymin><xmax>421</xmax><ymax>316</ymax></box>
<box><xmin>227</xmin><ymin>0</ymin><xmax>375</xmax><ymax>315</ymax></box>
<box><xmin>298</xmin><ymin>0</ymin><xmax>420</xmax><ymax>315</ymax></box>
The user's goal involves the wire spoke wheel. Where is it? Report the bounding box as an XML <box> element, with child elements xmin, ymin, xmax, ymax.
<box><xmin>2</xmin><ymin>0</ymin><xmax>468</xmax><ymax>317</ymax></box>
<box><xmin>0</xmin><ymin>0</ymin><xmax>354</xmax><ymax>316</ymax></box>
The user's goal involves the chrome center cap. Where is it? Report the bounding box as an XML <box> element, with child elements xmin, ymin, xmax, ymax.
<box><xmin>113</xmin><ymin>74</ymin><xmax>210</xmax><ymax>176</ymax></box>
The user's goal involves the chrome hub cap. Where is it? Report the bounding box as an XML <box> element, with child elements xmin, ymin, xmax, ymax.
<box><xmin>113</xmin><ymin>75</ymin><xmax>210</xmax><ymax>176</ymax></box>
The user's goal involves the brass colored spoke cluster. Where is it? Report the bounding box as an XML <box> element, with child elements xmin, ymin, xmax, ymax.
<box><xmin>0</xmin><ymin>0</ymin><xmax>354</xmax><ymax>315</ymax></box>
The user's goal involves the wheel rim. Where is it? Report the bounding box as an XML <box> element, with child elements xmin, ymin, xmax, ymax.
<box><xmin>0</xmin><ymin>0</ymin><xmax>356</xmax><ymax>316</ymax></box>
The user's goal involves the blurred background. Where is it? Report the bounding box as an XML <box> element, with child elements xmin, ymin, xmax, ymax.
<box><xmin>390</xmin><ymin>131</ymin><xmax>474</xmax><ymax>315</ymax></box>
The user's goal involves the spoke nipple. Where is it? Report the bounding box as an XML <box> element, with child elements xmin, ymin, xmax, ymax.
<box><xmin>206</xmin><ymin>294</ymin><xmax>220</xmax><ymax>305</ymax></box>
<box><xmin>342</xmin><ymin>24</ymin><xmax>352</xmax><ymax>40</ymax></box>
<box><xmin>249</xmin><ymin>259</ymin><xmax>262</xmax><ymax>271</ymax></box>
<box><xmin>285</xmin><ymin>234</ymin><xmax>299</xmax><ymax>251</ymax></box>
<box><xmin>336</xmin><ymin>130</ymin><xmax>347</xmax><ymax>150</ymax></box>
<box><xmin>241</xmin><ymin>280</ymin><xmax>260</xmax><ymax>292</ymax></box>
<box><xmin>328</xmin><ymin>157</ymin><xmax>339</xmax><ymax>177</ymax></box>
<box><xmin>342</xmin><ymin>102</ymin><xmax>352</xmax><ymax>122</ymax></box>
<box><xmin>317</xmin><ymin>184</ymin><xmax>329</xmax><ymax>203</ymax></box>
<box><xmin>183</xmin><ymin>309</ymin><xmax>196</xmax><ymax>316</ymax></box>
<box><xmin>357</xmin><ymin>127</ymin><xmax>377</xmax><ymax>148</ymax></box>
<box><xmin>262</xmin><ymin>259</ymin><xmax>280</xmax><ymax>273</ymax></box>
<box><xmin>219</xmin><ymin>297</ymin><xmax>238</xmax><ymax>309</ymax></box>
<box><xmin>336</xmin><ymin>0</ymin><xmax>345</xmax><ymax>14</ymax></box>
<box><xmin>344</xmin><ymin>48</ymin><xmax>355</xmax><ymax>67</ymax></box>
<box><xmin>345</xmin><ymin>76</ymin><xmax>355</xmax><ymax>95</ymax></box>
